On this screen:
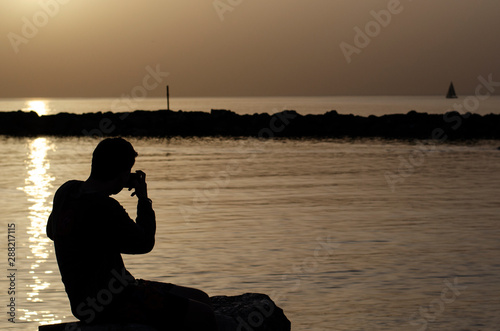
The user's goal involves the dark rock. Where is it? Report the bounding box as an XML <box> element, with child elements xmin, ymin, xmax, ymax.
<box><xmin>1</xmin><ymin>109</ymin><xmax>499</xmax><ymax>140</ymax></box>
<box><xmin>325</xmin><ymin>110</ymin><xmax>338</xmax><ymax>116</ymax></box>
<box><xmin>210</xmin><ymin>109</ymin><xmax>236</xmax><ymax>117</ymax></box>
<box><xmin>38</xmin><ymin>293</ymin><xmax>290</xmax><ymax>331</ymax></box>
<box><xmin>211</xmin><ymin>293</ymin><xmax>290</xmax><ymax>331</ymax></box>
<box><xmin>39</xmin><ymin>323</ymin><xmax>157</xmax><ymax>331</ymax></box>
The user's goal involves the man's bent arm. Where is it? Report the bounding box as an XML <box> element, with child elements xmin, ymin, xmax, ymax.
<box><xmin>112</xmin><ymin>198</ymin><xmax>156</xmax><ymax>254</ymax></box>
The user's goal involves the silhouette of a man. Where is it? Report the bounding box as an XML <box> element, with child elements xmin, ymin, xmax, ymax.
<box><xmin>47</xmin><ymin>138</ymin><xmax>217</xmax><ymax>330</ymax></box>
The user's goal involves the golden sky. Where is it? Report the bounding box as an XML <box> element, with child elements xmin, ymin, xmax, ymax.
<box><xmin>1</xmin><ymin>0</ymin><xmax>499</xmax><ymax>97</ymax></box>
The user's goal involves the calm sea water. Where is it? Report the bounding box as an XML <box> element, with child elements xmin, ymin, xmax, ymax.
<box><xmin>0</xmin><ymin>136</ymin><xmax>499</xmax><ymax>330</ymax></box>
<box><xmin>0</xmin><ymin>96</ymin><xmax>500</xmax><ymax>116</ymax></box>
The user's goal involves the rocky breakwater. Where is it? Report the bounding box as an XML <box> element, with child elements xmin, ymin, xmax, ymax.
<box><xmin>1</xmin><ymin>109</ymin><xmax>499</xmax><ymax>139</ymax></box>
<box><xmin>38</xmin><ymin>293</ymin><xmax>290</xmax><ymax>331</ymax></box>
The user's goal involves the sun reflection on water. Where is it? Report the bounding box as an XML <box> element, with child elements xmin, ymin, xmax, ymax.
<box><xmin>25</xmin><ymin>100</ymin><xmax>50</xmax><ymax>116</ymax></box>
<box><xmin>18</xmin><ymin>138</ymin><xmax>56</xmax><ymax>323</ymax></box>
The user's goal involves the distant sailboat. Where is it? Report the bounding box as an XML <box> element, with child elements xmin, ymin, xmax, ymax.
<box><xmin>446</xmin><ymin>82</ymin><xmax>458</xmax><ymax>98</ymax></box>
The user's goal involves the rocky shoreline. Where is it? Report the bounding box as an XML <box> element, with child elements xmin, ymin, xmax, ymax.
<box><xmin>1</xmin><ymin>109</ymin><xmax>499</xmax><ymax>140</ymax></box>
<box><xmin>38</xmin><ymin>293</ymin><xmax>291</xmax><ymax>331</ymax></box>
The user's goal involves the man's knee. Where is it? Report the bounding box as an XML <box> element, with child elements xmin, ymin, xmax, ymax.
<box><xmin>185</xmin><ymin>300</ymin><xmax>217</xmax><ymax>331</ymax></box>
<box><xmin>194</xmin><ymin>289</ymin><xmax>210</xmax><ymax>303</ymax></box>
<box><xmin>170</xmin><ymin>285</ymin><xmax>211</xmax><ymax>305</ymax></box>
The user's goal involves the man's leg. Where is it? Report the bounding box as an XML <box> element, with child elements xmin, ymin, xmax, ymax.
<box><xmin>128</xmin><ymin>280</ymin><xmax>217</xmax><ymax>330</ymax></box>
<box><xmin>168</xmin><ymin>285</ymin><xmax>217</xmax><ymax>330</ymax></box>
<box><xmin>168</xmin><ymin>284</ymin><xmax>213</xmax><ymax>307</ymax></box>
<box><xmin>184</xmin><ymin>299</ymin><xmax>218</xmax><ymax>331</ymax></box>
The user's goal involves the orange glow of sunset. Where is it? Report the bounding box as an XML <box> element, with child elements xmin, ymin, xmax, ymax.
<box><xmin>1</xmin><ymin>1</ymin><xmax>499</xmax><ymax>98</ymax></box>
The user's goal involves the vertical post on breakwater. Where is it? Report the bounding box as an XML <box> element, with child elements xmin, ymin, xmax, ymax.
<box><xmin>166</xmin><ymin>85</ymin><xmax>170</xmax><ymax>110</ymax></box>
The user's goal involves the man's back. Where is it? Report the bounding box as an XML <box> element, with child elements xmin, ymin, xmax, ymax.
<box><xmin>45</xmin><ymin>138</ymin><xmax>217</xmax><ymax>330</ymax></box>
<box><xmin>47</xmin><ymin>180</ymin><xmax>155</xmax><ymax>322</ymax></box>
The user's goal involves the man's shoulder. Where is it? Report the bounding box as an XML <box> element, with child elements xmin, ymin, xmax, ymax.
<box><xmin>52</xmin><ymin>180</ymin><xmax>83</xmax><ymax>202</ymax></box>
<box><xmin>56</xmin><ymin>180</ymin><xmax>83</xmax><ymax>194</ymax></box>
<box><xmin>54</xmin><ymin>181</ymin><xmax>112</xmax><ymax>208</ymax></box>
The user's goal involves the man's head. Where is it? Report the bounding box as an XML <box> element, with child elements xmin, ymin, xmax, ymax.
<box><xmin>90</xmin><ymin>138</ymin><xmax>138</xmax><ymax>184</ymax></box>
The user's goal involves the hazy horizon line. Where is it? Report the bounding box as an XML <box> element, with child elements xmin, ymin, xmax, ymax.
<box><xmin>2</xmin><ymin>94</ymin><xmax>499</xmax><ymax>100</ymax></box>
